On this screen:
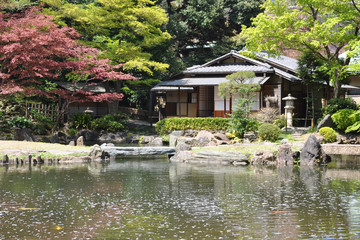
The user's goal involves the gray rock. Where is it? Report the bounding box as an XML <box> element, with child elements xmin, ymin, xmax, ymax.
<box><xmin>140</xmin><ymin>136</ymin><xmax>155</xmax><ymax>144</ymax></box>
<box><xmin>177</xmin><ymin>137</ymin><xmax>197</xmax><ymax>146</ymax></box>
<box><xmin>101</xmin><ymin>146</ymin><xmax>176</xmax><ymax>156</ymax></box>
<box><xmin>196</xmin><ymin>130</ymin><xmax>214</xmax><ymax>141</ymax></box>
<box><xmin>50</xmin><ymin>132</ymin><xmax>67</xmax><ymax>144</ymax></box>
<box><xmin>127</xmin><ymin>134</ymin><xmax>141</xmax><ymax>144</ymax></box>
<box><xmin>300</xmin><ymin>134</ymin><xmax>331</xmax><ymax>165</ymax></box>
<box><xmin>14</xmin><ymin>128</ymin><xmax>34</xmax><ymax>141</ymax></box>
<box><xmin>101</xmin><ymin>143</ymin><xmax>115</xmax><ymax>147</ymax></box>
<box><xmin>281</xmin><ymin>139</ymin><xmax>289</xmax><ymax>145</ymax></box>
<box><xmin>76</xmin><ymin>136</ymin><xmax>84</xmax><ymax>146</ymax></box>
<box><xmin>150</xmin><ymin>137</ymin><xmax>163</xmax><ymax>146</ymax></box>
<box><xmin>176</xmin><ymin>142</ymin><xmax>192</xmax><ymax>152</ymax></box>
<box><xmin>243</xmin><ymin>133</ymin><xmax>258</xmax><ymax>142</ymax></box>
<box><xmin>213</xmin><ymin>133</ymin><xmax>229</xmax><ymax>142</ymax></box>
<box><xmin>68</xmin><ymin>141</ymin><xmax>75</xmax><ymax>146</ymax></box>
<box><xmin>76</xmin><ymin>130</ymin><xmax>99</xmax><ymax>143</ymax></box>
<box><xmin>169</xmin><ymin>131</ymin><xmax>182</xmax><ymax>147</ymax></box>
<box><xmin>277</xmin><ymin>144</ymin><xmax>293</xmax><ymax>165</ymax></box>
<box><xmin>183</xmin><ymin>130</ymin><xmax>197</xmax><ymax>138</ymax></box>
<box><xmin>88</xmin><ymin>144</ymin><xmax>109</xmax><ymax>161</ymax></box>
<box><xmin>316</xmin><ymin>114</ymin><xmax>336</xmax><ymax>132</ymax></box>
<box><xmin>251</xmin><ymin>150</ymin><xmax>275</xmax><ymax>165</ymax></box>
<box><xmin>98</xmin><ymin>132</ymin><xmax>126</xmax><ymax>143</ymax></box>
<box><xmin>196</xmin><ymin>136</ymin><xmax>211</xmax><ymax>147</ymax></box>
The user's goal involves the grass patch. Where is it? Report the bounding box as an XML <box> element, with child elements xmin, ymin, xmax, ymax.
<box><xmin>0</xmin><ymin>141</ymin><xmax>89</xmax><ymax>152</ymax></box>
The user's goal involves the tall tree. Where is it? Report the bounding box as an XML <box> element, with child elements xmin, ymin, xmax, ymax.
<box><xmin>160</xmin><ymin>0</ymin><xmax>264</xmax><ymax>67</ymax></box>
<box><xmin>239</xmin><ymin>0</ymin><xmax>360</xmax><ymax>98</ymax></box>
<box><xmin>42</xmin><ymin>0</ymin><xmax>171</xmax><ymax>77</ymax></box>
<box><xmin>0</xmin><ymin>6</ymin><xmax>135</xmax><ymax>127</ymax></box>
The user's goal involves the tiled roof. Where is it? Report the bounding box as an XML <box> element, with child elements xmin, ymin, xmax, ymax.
<box><xmin>257</xmin><ymin>52</ymin><xmax>298</xmax><ymax>72</ymax></box>
<box><xmin>184</xmin><ymin>64</ymin><xmax>273</xmax><ymax>74</ymax></box>
<box><xmin>154</xmin><ymin>76</ymin><xmax>270</xmax><ymax>88</ymax></box>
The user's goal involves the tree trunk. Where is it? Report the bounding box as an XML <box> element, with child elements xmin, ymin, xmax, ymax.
<box><xmin>334</xmin><ymin>80</ymin><xmax>341</xmax><ymax>98</ymax></box>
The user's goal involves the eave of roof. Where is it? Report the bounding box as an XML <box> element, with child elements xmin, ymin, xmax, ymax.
<box><xmin>152</xmin><ymin>76</ymin><xmax>270</xmax><ymax>88</ymax></box>
<box><xmin>183</xmin><ymin>64</ymin><xmax>274</xmax><ymax>74</ymax></box>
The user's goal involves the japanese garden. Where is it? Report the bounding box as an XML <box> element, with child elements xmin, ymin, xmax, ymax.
<box><xmin>0</xmin><ymin>0</ymin><xmax>360</xmax><ymax>239</ymax></box>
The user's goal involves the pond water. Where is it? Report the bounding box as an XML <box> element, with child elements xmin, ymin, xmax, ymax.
<box><xmin>0</xmin><ymin>157</ymin><xmax>359</xmax><ymax>239</ymax></box>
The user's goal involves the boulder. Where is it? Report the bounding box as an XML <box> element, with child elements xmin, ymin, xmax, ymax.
<box><xmin>76</xmin><ymin>136</ymin><xmax>84</xmax><ymax>146</ymax></box>
<box><xmin>176</xmin><ymin>142</ymin><xmax>192</xmax><ymax>152</ymax></box>
<box><xmin>150</xmin><ymin>137</ymin><xmax>163</xmax><ymax>146</ymax></box>
<box><xmin>140</xmin><ymin>136</ymin><xmax>155</xmax><ymax>144</ymax></box>
<box><xmin>76</xmin><ymin>130</ymin><xmax>99</xmax><ymax>143</ymax></box>
<box><xmin>196</xmin><ymin>136</ymin><xmax>211</xmax><ymax>147</ymax></box>
<box><xmin>14</xmin><ymin>128</ymin><xmax>34</xmax><ymax>141</ymax></box>
<box><xmin>127</xmin><ymin>134</ymin><xmax>141</xmax><ymax>144</ymax></box>
<box><xmin>50</xmin><ymin>131</ymin><xmax>67</xmax><ymax>144</ymax></box>
<box><xmin>177</xmin><ymin>137</ymin><xmax>197</xmax><ymax>146</ymax></box>
<box><xmin>68</xmin><ymin>141</ymin><xmax>75</xmax><ymax>146</ymax></box>
<box><xmin>169</xmin><ymin>131</ymin><xmax>182</xmax><ymax>147</ymax></box>
<box><xmin>98</xmin><ymin>131</ymin><xmax>126</xmax><ymax>143</ymax></box>
<box><xmin>316</xmin><ymin>114</ymin><xmax>336</xmax><ymax>132</ymax></box>
<box><xmin>88</xmin><ymin>144</ymin><xmax>109</xmax><ymax>161</ymax></box>
<box><xmin>213</xmin><ymin>133</ymin><xmax>229</xmax><ymax>142</ymax></box>
<box><xmin>195</xmin><ymin>130</ymin><xmax>214</xmax><ymax>141</ymax></box>
<box><xmin>300</xmin><ymin>134</ymin><xmax>331</xmax><ymax>165</ymax></box>
<box><xmin>183</xmin><ymin>130</ymin><xmax>198</xmax><ymax>138</ymax></box>
<box><xmin>277</xmin><ymin>144</ymin><xmax>293</xmax><ymax>165</ymax></box>
<box><xmin>171</xmin><ymin>150</ymin><xmax>248</xmax><ymax>165</ymax></box>
<box><xmin>243</xmin><ymin>133</ymin><xmax>257</xmax><ymax>142</ymax></box>
<box><xmin>251</xmin><ymin>150</ymin><xmax>275</xmax><ymax>165</ymax></box>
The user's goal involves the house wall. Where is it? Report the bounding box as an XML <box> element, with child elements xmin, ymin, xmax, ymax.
<box><xmin>165</xmin><ymin>90</ymin><xmax>198</xmax><ymax>117</ymax></box>
<box><xmin>199</xmin><ymin>86</ymin><xmax>214</xmax><ymax>117</ymax></box>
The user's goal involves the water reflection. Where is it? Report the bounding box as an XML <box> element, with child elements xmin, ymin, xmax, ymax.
<box><xmin>0</xmin><ymin>160</ymin><xmax>359</xmax><ymax>239</ymax></box>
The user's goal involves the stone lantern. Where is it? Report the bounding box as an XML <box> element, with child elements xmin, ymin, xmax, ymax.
<box><xmin>282</xmin><ymin>93</ymin><xmax>297</xmax><ymax>127</ymax></box>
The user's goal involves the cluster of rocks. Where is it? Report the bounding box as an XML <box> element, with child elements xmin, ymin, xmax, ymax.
<box><xmin>171</xmin><ymin>130</ymin><xmax>331</xmax><ymax>166</ymax></box>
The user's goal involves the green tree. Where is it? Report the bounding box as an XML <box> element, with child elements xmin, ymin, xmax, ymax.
<box><xmin>218</xmin><ymin>71</ymin><xmax>261</xmax><ymax>137</ymax></box>
<box><xmin>42</xmin><ymin>0</ymin><xmax>171</xmax><ymax>77</ymax></box>
<box><xmin>239</xmin><ymin>0</ymin><xmax>360</xmax><ymax>98</ymax></box>
<box><xmin>160</xmin><ymin>0</ymin><xmax>264</xmax><ymax>67</ymax></box>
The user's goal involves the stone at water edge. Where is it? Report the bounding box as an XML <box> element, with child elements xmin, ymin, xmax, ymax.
<box><xmin>277</xmin><ymin>144</ymin><xmax>293</xmax><ymax>165</ymax></box>
<box><xmin>169</xmin><ymin>131</ymin><xmax>182</xmax><ymax>147</ymax></box>
<box><xmin>251</xmin><ymin>150</ymin><xmax>275</xmax><ymax>165</ymax></box>
<box><xmin>300</xmin><ymin>134</ymin><xmax>331</xmax><ymax>165</ymax></box>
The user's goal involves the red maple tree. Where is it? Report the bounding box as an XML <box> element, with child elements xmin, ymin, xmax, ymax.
<box><xmin>0</xmin><ymin>6</ymin><xmax>136</xmax><ymax>128</ymax></box>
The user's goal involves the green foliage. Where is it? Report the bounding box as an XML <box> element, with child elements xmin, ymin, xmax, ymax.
<box><xmin>228</xmin><ymin>108</ymin><xmax>259</xmax><ymax>138</ymax></box>
<box><xmin>258</xmin><ymin>123</ymin><xmax>281</xmax><ymax>142</ymax></box>
<box><xmin>8</xmin><ymin>116</ymin><xmax>33</xmax><ymax>129</ymax></box>
<box><xmin>239</xmin><ymin>0</ymin><xmax>360</xmax><ymax>97</ymax></box>
<box><xmin>90</xmin><ymin>113</ymin><xmax>128</xmax><ymax>132</ymax></box>
<box><xmin>319</xmin><ymin>127</ymin><xmax>337</xmax><ymax>143</ymax></box>
<box><xmin>155</xmin><ymin>118</ymin><xmax>229</xmax><ymax>135</ymax></box>
<box><xmin>69</xmin><ymin>113</ymin><xmax>93</xmax><ymax>129</ymax></box>
<box><xmin>121</xmin><ymin>79</ymin><xmax>160</xmax><ymax>109</ymax></box>
<box><xmin>344</xmin><ymin>110</ymin><xmax>360</xmax><ymax>133</ymax></box>
<box><xmin>66</xmin><ymin>128</ymin><xmax>78</xmax><ymax>136</ymax></box>
<box><xmin>322</xmin><ymin>97</ymin><xmax>358</xmax><ymax>116</ymax></box>
<box><xmin>274</xmin><ymin>114</ymin><xmax>286</xmax><ymax>129</ymax></box>
<box><xmin>331</xmin><ymin>109</ymin><xmax>356</xmax><ymax>131</ymax></box>
<box><xmin>43</xmin><ymin>0</ymin><xmax>171</xmax><ymax>76</ymax></box>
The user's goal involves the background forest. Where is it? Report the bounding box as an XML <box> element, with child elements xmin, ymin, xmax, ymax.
<box><xmin>1</xmin><ymin>0</ymin><xmax>264</xmax><ymax>110</ymax></box>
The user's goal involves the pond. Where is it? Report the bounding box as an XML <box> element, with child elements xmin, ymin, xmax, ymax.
<box><xmin>0</xmin><ymin>157</ymin><xmax>359</xmax><ymax>239</ymax></box>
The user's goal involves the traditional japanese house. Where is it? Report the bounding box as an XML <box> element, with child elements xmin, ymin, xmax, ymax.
<box><xmin>151</xmin><ymin>51</ymin><xmax>309</xmax><ymax>120</ymax></box>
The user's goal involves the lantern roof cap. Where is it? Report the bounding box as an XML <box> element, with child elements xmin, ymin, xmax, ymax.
<box><xmin>282</xmin><ymin>93</ymin><xmax>297</xmax><ymax>101</ymax></box>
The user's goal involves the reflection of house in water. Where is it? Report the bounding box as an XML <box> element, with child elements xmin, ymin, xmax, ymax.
<box><xmin>152</xmin><ymin>51</ymin><xmax>314</xmax><ymax>121</ymax></box>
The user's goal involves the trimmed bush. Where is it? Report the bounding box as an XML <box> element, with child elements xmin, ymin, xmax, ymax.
<box><xmin>319</xmin><ymin>127</ymin><xmax>337</xmax><ymax>143</ymax></box>
<box><xmin>331</xmin><ymin>109</ymin><xmax>356</xmax><ymax>131</ymax></box>
<box><xmin>322</xmin><ymin>97</ymin><xmax>358</xmax><ymax>116</ymax></box>
<box><xmin>155</xmin><ymin>117</ymin><xmax>229</xmax><ymax>135</ymax></box>
<box><xmin>8</xmin><ymin>116</ymin><xmax>33</xmax><ymax>129</ymax></box>
<box><xmin>258</xmin><ymin>123</ymin><xmax>281</xmax><ymax>142</ymax></box>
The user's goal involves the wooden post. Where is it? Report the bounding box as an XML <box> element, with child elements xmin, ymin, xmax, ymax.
<box><xmin>223</xmin><ymin>98</ymin><xmax>226</xmax><ymax>118</ymax></box>
<box><xmin>148</xmin><ymin>91</ymin><xmax>153</xmax><ymax>126</ymax></box>
<box><xmin>178</xmin><ymin>87</ymin><xmax>181</xmax><ymax>118</ymax></box>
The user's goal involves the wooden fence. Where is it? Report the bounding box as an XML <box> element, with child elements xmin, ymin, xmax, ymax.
<box><xmin>25</xmin><ymin>103</ymin><xmax>59</xmax><ymax>120</ymax></box>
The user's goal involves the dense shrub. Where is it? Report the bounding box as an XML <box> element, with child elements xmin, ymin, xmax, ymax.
<box><xmin>8</xmin><ymin>116</ymin><xmax>33</xmax><ymax>129</ymax></box>
<box><xmin>252</xmin><ymin>107</ymin><xmax>279</xmax><ymax>123</ymax></box>
<box><xmin>319</xmin><ymin>127</ymin><xmax>337</xmax><ymax>143</ymax></box>
<box><xmin>258</xmin><ymin>123</ymin><xmax>281</xmax><ymax>142</ymax></box>
<box><xmin>322</xmin><ymin>97</ymin><xmax>358</xmax><ymax>116</ymax></box>
<box><xmin>90</xmin><ymin>113</ymin><xmax>129</xmax><ymax>132</ymax></box>
<box><xmin>155</xmin><ymin>117</ymin><xmax>229</xmax><ymax>135</ymax></box>
<box><xmin>345</xmin><ymin>110</ymin><xmax>360</xmax><ymax>133</ymax></box>
<box><xmin>274</xmin><ymin>114</ymin><xmax>286</xmax><ymax>128</ymax></box>
<box><xmin>69</xmin><ymin>113</ymin><xmax>93</xmax><ymax>129</ymax></box>
<box><xmin>331</xmin><ymin>109</ymin><xmax>356</xmax><ymax>131</ymax></box>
